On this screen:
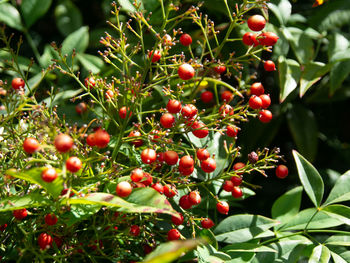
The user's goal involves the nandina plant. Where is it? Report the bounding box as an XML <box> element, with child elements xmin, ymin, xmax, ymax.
<box><xmin>0</xmin><ymin>0</ymin><xmax>318</xmax><ymax>262</ymax></box>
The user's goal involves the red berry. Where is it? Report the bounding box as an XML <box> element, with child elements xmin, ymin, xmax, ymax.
<box><xmin>201</xmin><ymin>158</ymin><xmax>216</xmax><ymax>173</ymax></box>
<box><xmin>116</xmin><ymin>181</ymin><xmax>132</xmax><ymax>197</ymax></box>
<box><xmin>214</xmin><ymin>65</ymin><xmax>226</xmax><ymax>74</ymax></box>
<box><xmin>85</xmin><ymin>77</ymin><xmax>96</xmax><ymax>88</ymax></box>
<box><xmin>94</xmin><ymin>129</ymin><xmax>110</xmax><ymax>148</ymax></box>
<box><xmin>23</xmin><ymin>137</ymin><xmax>40</xmax><ymax>154</ymax></box>
<box><xmin>179</xmin><ymin>155</ymin><xmax>194</xmax><ymax>169</ymax></box>
<box><xmin>164</xmin><ymin>151</ymin><xmax>179</xmax><ymax>165</ymax></box>
<box><xmin>188</xmin><ymin>191</ymin><xmax>201</xmax><ymax>205</ymax></box>
<box><xmin>143</xmin><ymin>244</ymin><xmax>153</xmax><ymax>254</ymax></box>
<box><xmin>66</xmin><ymin>157</ymin><xmax>82</xmax><ymax>173</ymax></box>
<box><xmin>0</xmin><ymin>224</ymin><xmax>7</xmax><ymax>231</ymax></box>
<box><xmin>179</xmin><ymin>195</ymin><xmax>192</xmax><ymax>209</ymax></box>
<box><xmin>53</xmin><ymin>236</ymin><xmax>63</xmax><ymax>248</ymax></box>
<box><xmin>247</xmin><ymin>15</ymin><xmax>266</xmax><ymax>31</ymax></box>
<box><xmin>13</xmin><ymin>208</ymin><xmax>27</xmax><ymax>220</ymax></box>
<box><xmin>259</xmin><ymin>109</ymin><xmax>273</xmax><ymax>123</ymax></box>
<box><xmin>42</xmin><ymin>168</ymin><xmax>58</xmax><ymax>182</ymax></box>
<box><xmin>105</xmin><ymin>89</ymin><xmax>114</xmax><ymax>99</ymax></box>
<box><xmin>160</xmin><ymin>113</ymin><xmax>175</xmax><ymax>128</ymax></box>
<box><xmin>166</xmin><ymin>100</ymin><xmax>182</xmax><ymax>114</ymax></box>
<box><xmin>180</xmin><ymin>33</ymin><xmax>192</xmax><ymax>46</ymax></box>
<box><xmin>223</xmin><ymin>180</ymin><xmax>234</xmax><ymax>192</ymax></box>
<box><xmin>264</xmin><ymin>60</ymin><xmax>276</xmax><ymax>71</ymax></box>
<box><xmin>219</xmin><ymin>104</ymin><xmax>234</xmax><ymax>117</ymax></box>
<box><xmin>141</xmin><ymin>148</ymin><xmax>157</xmax><ymax>164</ymax></box>
<box><xmin>167</xmin><ymin>229</ymin><xmax>181</xmax><ymax>241</ymax></box>
<box><xmin>61</xmin><ymin>188</ymin><xmax>75</xmax><ymax>197</ymax></box>
<box><xmin>130</xmin><ymin>225</ymin><xmax>140</xmax><ymax>236</ymax></box>
<box><xmin>152</xmin><ymin>183</ymin><xmax>164</xmax><ymax>194</ymax></box>
<box><xmin>38</xmin><ymin>233</ymin><xmax>53</xmax><ymax>250</ymax></box>
<box><xmin>221</xmin><ymin>90</ymin><xmax>233</xmax><ymax>102</ymax></box>
<box><xmin>130</xmin><ymin>168</ymin><xmax>144</xmax><ymax>182</ymax></box>
<box><xmin>171</xmin><ymin>213</ymin><xmax>184</xmax><ymax>225</ymax></box>
<box><xmin>259</xmin><ymin>94</ymin><xmax>271</xmax><ymax>109</ymax></box>
<box><xmin>178</xmin><ymin>64</ymin><xmax>195</xmax><ymax>80</ymax></box>
<box><xmin>151</xmin><ymin>129</ymin><xmax>161</xmax><ymax>142</ymax></box>
<box><xmin>75</xmin><ymin>102</ymin><xmax>87</xmax><ymax>115</ymax></box>
<box><xmin>179</xmin><ymin>165</ymin><xmax>194</xmax><ymax>176</ymax></box>
<box><xmin>259</xmin><ymin>32</ymin><xmax>279</xmax><ymax>46</ymax></box>
<box><xmin>164</xmin><ymin>184</ymin><xmax>177</xmax><ymax>198</ymax></box>
<box><xmin>231</xmin><ymin>176</ymin><xmax>243</xmax><ymax>186</ymax></box>
<box><xmin>11</xmin><ymin>78</ymin><xmax>25</xmax><ymax>90</ymax></box>
<box><xmin>201</xmin><ymin>91</ymin><xmax>214</xmax><ymax>103</ymax></box>
<box><xmin>119</xmin><ymin>106</ymin><xmax>132</xmax><ymax>119</ymax></box>
<box><xmin>249</xmin><ymin>95</ymin><xmax>263</xmax><ymax>109</ymax></box>
<box><xmin>226</xmin><ymin>125</ymin><xmax>238</xmax><ymax>137</ymax></box>
<box><xmin>148</xmin><ymin>50</ymin><xmax>161</xmax><ymax>63</ymax></box>
<box><xmin>242</xmin><ymin>32</ymin><xmax>258</xmax><ymax>46</ymax></box>
<box><xmin>196</xmin><ymin>148</ymin><xmax>210</xmax><ymax>161</ymax></box>
<box><xmin>233</xmin><ymin>162</ymin><xmax>245</xmax><ymax>175</ymax></box>
<box><xmin>216</xmin><ymin>201</ymin><xmax>229</xmax><ymax>215</ymax></box>
<box><xmin>232</xmin><ymin>186</ymin><xmax>243</xmax><ymax>198</ymax></box>
<box><xmin>201</xmin><ymin>218</ymin><xmax>215</xmax><ymax>229</ymax></box>
<box><xmin>181</xmin><ymin>104</ymin><xmax>197</xmax><ymax>119</ymax></box>
<box><xmin>141</xmin><ymin>172</ymin><xmax>153</xmax><ymax>186</ymax></box>
<box><xmin>128</xmin><ymin>130</ymin><xmax>143</xmax><ymax>147</ymax></box>
<box><xmin>276</xmin><ymin>165</ymin><xmax>289</xmax><ymax>179</ymax></box>
<box><xmin>45</xmin><ymin>213</ymin><xmax>58</xmax><ymax>226</ymax></box>
<box><xmin>250</xmin><ymin>82</ymin><xmax>265</xmax><ymax>96</ymax></box>
<box><xmin>86</xmin><ymin>133</ymin><xmax>96</xmax><ymax>147</ymax></box>
<box><xmin>54</xmin><ymin>134</ymin><xmax>73</xmax><ymax>153</ymax></box>
<box><xmin>192</xmin><ymin>121</ymin><xmax>209</xmax><ymax>138</ymax></box>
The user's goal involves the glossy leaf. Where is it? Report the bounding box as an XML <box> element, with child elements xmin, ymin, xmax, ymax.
<box><xmin>223</xmin><ymin>243</ymin><xmax>276</xmax><ymax>253</ymax></box>
<box><xmin>323</xmin><ymin>204</ymin><xmax>350</xmax><ymax>225</ymax></box>
<box><xmin>118</xmin><ymin>0</ymin><xmax>142</xmax><ymax>12</ymax></box>
<box><xmin>278</xmin><ymin>56</ymin><xmax>301</xmax><ymax>102</ymax></box>
<box><xmin>61</xmin><ymin>204</ymin><xmax>101</xmax><ymax>227</ymax></box>
<box><xmin>271</xmin><ymin>186</ymin><xmax>303</xmax><ymax>227</ymax></box>
<box><xmin>299</xmin><ymin>62</ymin><xmax>331</xmax><ymax>97</ymax></box>
<box><xmin>292</xmin><ymin>150</ymin><xmax>323</xmax><ymax>207</ymax></box>
<box><xmin>6</xmin><ymin>168</ymin><xmax>64</xmax><ymax>198</ymax></box>
<box><xmin>77</xmin><ymin>53</ymin><xmax>104</xmax><ymax>74</ymax></box>
<box><xmin>0</xmin><ymin>3</ymin><xmax>23</xmax><ymax>31</ymax></box>
<box><xmin>325</xmin><ymin>235</ymin><xmax>350</xmax><ymax>246</ymax></box>
<box><xmin>143</xmin><ymin>240</ymin><xmax>200</xmax><ymax>263</ymax></box>
<box><xmin>330</xmin><ymin>49</ymin><xmax>350</xmax><ymax>63</ymax></box>
<box><xmin>278</xmin><ymin>208</ymin><xmax>342</xmax><ymax>231</ymax></box>
<box><xmin>67</xmin><ymin>188</ymin><xmax>177</xmax><ymax>216</ymax></box>
<box><xmin>198</xmin><ymin>229</ymin><xmax>218</xmax><ymax>250</ymax></box>
<box><xmin>328</xmin><ymin>33</ymin><xmax>349</xmax><ymax>61</ymax></box>
<box><xmin>330</xmin><ymin>61</ymin><xmax>350</xmax><ymax>95</ymax></box>
<box><xmin>196</xmin><ymin>244</ymin><xmax>231</xmax><ymax>262</ymax></box>
<box><xmin>284</xmin><ymin>27</ymin><xmax>314</xmax><ymax>64</ymax></box>
<box><xmin>61</xmin><ymin>26</ymin><xmax>89</xmax><ymax>57</ymax></box>
<box><xmin>331</xmin><ymin>251</ymin><xmax>350</xmax><ymax>263</ymax></box>
<box><xmin>323</xmin><ymin>170</ymin><xmax>350</xmax><ymax>206</ymax></box>
<box><xmin>21</xmin><ymin>0</ymin><xmax>52</xmax><ymax>28</ymax></box>
<box><xmin>0</xmin><ymin>192</ymin><xmax>50</xmax><ymax>211</ymax></box>
<box><xmin>55</xmin><ymin>0</ymin><xmax>83</xmax><ymax>36</ymax></box>
<box><xmin>214</xmin><ymin>214</ymin><xmax>279</xmax><ymax>243</ymax></box>
<box><xmin>267</xmin><ymin>0</ymin><xmax>291</xmax><ymax>26</ymax></box>
<box><xmin>309</xmin><ymin>245</ymin><xmax>330</xmax><ymax>263</ymax></box>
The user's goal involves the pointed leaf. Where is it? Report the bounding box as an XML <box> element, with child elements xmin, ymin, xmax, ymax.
<box><xmin>309</xmin><ymin>245</ymin><xmax>330</xmax><ymax>263</ymax></box>
<box><xmin>77</xmin><ymin>53</ymin><xmax>104</xmax><ymax>74</ymax></box>
<box><xmin>214</xmin><ymin>215</ymin><xmax>279</xmax><ymax>243</ymax></box>
<box><xmin>67</xmin><ymin>188</ymin><xmax>177</xmax><ymax>216</ymax></box>
<box><xmin>324</xmin><ymin>170</ymin><xmax>350</xmax><ymax>206</ymax></box>
<box><xmin>0</xmin><ymin>192</ymin><xmax>50</xmax><ymax>211</ymax></box>
<box><xmin>0</xmin><ymin>3</ymin><xmax>23</xmax><ymax>31</ymax></box>
<box><xmin>325</xmin><ymin>235</ymin><xmax>350</xmax><ymax>247</ymax></box>
<box><xmin>272</xmin><ymin>186</ymin><xmax>303</xmax><ymax>225</ymax></box>
<box><xmin>299</xmin><ymin>62</ymin><xmax>331</xmax><ymax>97</ymax></box>
<box><xmin>331</xmin><ymin>251</ymin><xmax>350</xmax><ymax>263</ymax></box>
<box><xmin>61</xmin><ymin>26</ymin><xmax>89</xmax><ymax>56</ymax></box>
<box><xmin>293</xmin><ymin>150</ymin><xmax>323</xmax><ymax>207</ymax></box>
<box><xmin>323</xmin><ymin>204</ymin><xmax>350</xmax><ymax>225</ymax></box>
<box><xmin>278</xmin><ymin>56</ymin><xmax>301</xmax><ymax>102</ymax></box>
<box><xmin>6</xmin><ymin>168</ymin><xmax>64</xmax><ymax>198</ymax></box>
<box><xmin>330</xmin><ymin>49</ymin><xmax>350</xmax><ymax>63</ymax></box>
<box><xmin>55</xmin><ymin>0</ymin><xmax>83</xmax><ymax>36</ymax></box>
<box><xmin>223</xmin><ymin>243</ymin><xmax>276</xmax><ymax>253</ymax></box>
<box><xmin>21</xmin><ymin>0</ymin><xmax>52</xmax><ymax>28</ymax></box>
<box><xmin>330</xmin><ymin>61</ymin><xmax>350</xmax><ymax>95</ymax></box>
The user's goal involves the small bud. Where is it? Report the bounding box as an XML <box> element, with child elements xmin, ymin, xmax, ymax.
<box><xmin>248</xmin><ymin>151</ymin><xmax>258</xmax><ymax>164</ymax></box>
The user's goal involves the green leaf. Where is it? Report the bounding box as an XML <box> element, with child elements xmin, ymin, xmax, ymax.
<box><xmin>0</xmin><ymin>50</ymin><xmax>40</xmax><ymax>73</ymax></box>
<box><xmin>197</xmin><ymin>229</ymin><xmax>218</xmax><ymax>250</ymax></box>
<box><xmin>309</xmin><ymin>245</ymin><xmax>330</xmax><ymax>263</ymax></box>
<box><xmin>223</xmin><ymin>243</ymin><xmax>276</xmax><ymax>253</ymax></box>
<box><xmin>196</xmin><ymin>244</ymin><xmax>231</xmax><ymax>263</ymax></box>
<box><xmin>68</xmin><ymin>188</ymin><xmax>177</xmax><ymax>216</ymax></box>
<box><xmin>117</xmin><ymin>0</ymin><xmax>142</xmax><ymax>12</ymax></box>
<box><xmin>278</xmin><ymin>56</ymin><xmax>301</xmax><ymax>102</ymax></box>
<box><xmin>60</xmin><ymin>204</ymin><xmax>101</xmax><ymax>227</ymax></box>
<box><xmin>278</xmin><ymin>208</ymin><xmax>343</xmax><ymax>231</ymax></box>
<box><xmin>20</xmin><ymin>0</ymin><xmax>52</xmax><ymax>28</ymax></box>
<box><xmin>213</xmin><ymin>214</ymin><xmax>279</xmax><ymax>243</ymax></box>
<box><xmin>0</xmin><ymin>192</ymin><xmax>50</xmax><ymax>211</ymax></box>
<box><xmin>6</xmin><ymin>168</ymin><xmax>64</xmax><ymax>199</ymax></box>
<box><xmin>330</xmin><ymin>61</ymin><xmax>350</xmax><ymax>95</ymax></box>
<box><xmin>325</xmin><ymin>235</ymin><xmax>350</xmax><ymax>246</ymax></box>
<box><xmin>328</xmin><ymin>33</ymin><xmax>349</xmax><ymax>61</ymax></box>
<box><xmin>143</xmin><ymin>240</ymin><xmax>200</xmax><ymax>263</ymax></box>
<box><xmin>324</xmin><ymin>170</ymin><xmax>350</xmax><ymax>206</ymax></box>
<box><xmin>61</xmin><ymin>26</ymin><xmax>89</xmax><ymax>56</ymax></box>
<box><xmin>0</xmin><ymin>3</ymin><xmax>22</xmax><ymax>31</ymax></box>
<box><xmin>331</xmin><ymin>251</ymin><xmax>350</xmax><ymax>263</ymax></box>
<box><xmin>41</xmin><ymin>88</ymin><xmax>84</xmax><ymax>106</ymax></box>
<box><xmin>271</xmin><ymin>186</ymin><xmax>303</xmax><ymax>226</ymax></box>
<box><xmin>330</xmin><ymin>49</ymin><xmax>350</xmax><ymax>63</ymax></box>
<box><xmin>54</xmin><ymin>0</ymin><xmax>83</xmax><ymax>36</ymax></box>
<box><xmin>267</xmin><ymin>0</ymin><xmax>291</xmax><ymax>26</ymax></box>
<box><xmin>299</xmin><ymin>62</ymin><xmax>331</xmax><ymax>97</ymax></box>
<box><xmin>77</xmin><ymin>53</ymin><xmax>104</xmax><ymax>74</ymax></box>
<box><xmin>323</xmin><ymin>204</ymin><xmax>350</xmax><ymax>225</ymax></box>
<box><xmin>319</xmin><ymin>9</ymin><xmax>350</xmax><ymax>32</ymax></box>
<box><xmin>292</xmin><ymin>150</ymin><xmax>323</xmax><ymax>207</ymax></box>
